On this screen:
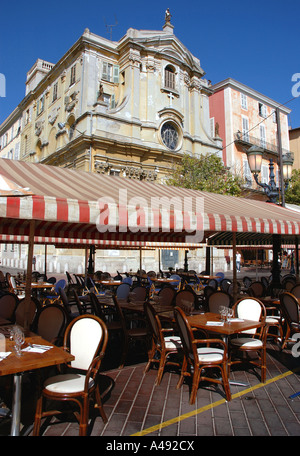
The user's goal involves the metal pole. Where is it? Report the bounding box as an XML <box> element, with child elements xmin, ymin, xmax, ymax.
<box><xmin>11</xmin><ymin>373</ymin><xmax>22</xmax><ymax>436</ymax></box>
<box><xmin>276</xmin><ymin>107</ymin><xmax>285</xmax><ymax>207</ymax></box>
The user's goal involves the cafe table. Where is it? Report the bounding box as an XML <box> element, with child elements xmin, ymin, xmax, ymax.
<box><xmin>187</xmin><ymin>311</ymin><xmax>264</xmax><ymax>344</ymax></box>
<box><xmin>0</xmin><ymin>330</ymin><xmax>74</xmax><ymax>436</ymax></box>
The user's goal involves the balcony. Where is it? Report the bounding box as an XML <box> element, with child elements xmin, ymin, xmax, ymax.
<box><xmin>234</xmin><ymin>131</ymin><xmax>291</xmax><ymax>158</ymax></box>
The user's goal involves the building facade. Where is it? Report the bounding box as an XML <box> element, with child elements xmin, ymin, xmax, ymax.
<box><xmin>0</xmin><ymin>17</ymin><xmax>221</xmax><ymax>181</ymax></box>
<box><xmin>0</xmin><ymin>15</ymin><xmax>226</xmax><ymax>274</ymax></box>
<box><xmin>289</xmin><ymin>127</ymin><xmax>300</xmax><ymax>170</ymax></box>
<box><xmin>209</xmin><ymin>78</ymin><xmax>291</xmax><ymax>199</ymax></box>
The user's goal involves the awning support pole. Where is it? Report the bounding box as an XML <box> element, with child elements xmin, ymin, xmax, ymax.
<box><xmin>232</xmin><ymin>232</ymin><xmax>237</xmax><ymax>303</ymax></box>
<box><xmin>24</xmin><ymin>220</ymin><xmax>35</xmax><ymax>332</ymax></box>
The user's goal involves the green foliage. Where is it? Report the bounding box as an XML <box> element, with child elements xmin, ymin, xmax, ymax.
<box><xmin>285</xmin><ymin>169</ymin><xmax>300</xmax><ymax>205</ymax></box>
<box><xmin>167</xmin><ymin>153</ymin><xmax>244</xmax><ymax>196</ymax></box>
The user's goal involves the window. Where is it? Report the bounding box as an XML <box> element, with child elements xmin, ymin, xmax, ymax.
<box><xmin>242</xmin><ymin>116</ymin><xmax>249</xmax><ymax>142</ymax></box>
<box><xmin>164</xmin><ymin>65</ymin><xmax>176</xmax><ymax>90</ymax></box>
<box><xmin>37</xmin><ymin>96</ymin><xmax>45</xmax><ymax>116</ymax></box>
<box><xmin>272</xmin><ymin>110</ymin><xmax>277</xmax><ymax>123</ymax></box>
<box><xmin>243</xmin><ymin>159</ymin><xmax>252</xmax><ymax>187</ymax></box>
<box><xmin>210</xmin><ymin>117</ymin><xmax>215</xmax><ymax>137</ymax></box>
<box><xmin>53</xmin><ymin>82</ymin><xmax>58</xmax><ymax>102</ymax></box>
<box><xmin>241</xmin><ymin>93</ymin><xmax>247</xmax><ymax>110</ymax></box>
<box><xmin>259</xmin><ymin>102</ymin><xmax>267</xmax><ymax>118</ymax></box>
<box><xmin>70</xmin><ymin>64</ymin><xmax>76</xmax><ymax>86</ymax></box>
<box><xmin>261</xmin><ymin>165</ymin><xmax>269</xmax><ymax>184</ymax></box>
<box><xmin>260</xmin><ymin>124</ymin><xmax>266</xmax><ymax>148</ymax></box>
<box><xmin>102</xmin><ymin>62</ymin><xmax>119</xmax><ymax>83</ymax></box>
<box><xmin>25</xmin><ymin>109</ymin><xmax>30</xmax><ymax>125</ymax></box>
<box><xmin>15</xmin><ymin>143</ymin><xmax>20</xmax><ymax>160</ymax></box>
<box><xmin>161</xmin><ymin>122</ymin><xmax>179</xmax><ymax>150</ymax></box>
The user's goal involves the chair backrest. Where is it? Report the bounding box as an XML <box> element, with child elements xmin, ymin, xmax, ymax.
<box><xmin>89</xmin><ymin>292</ymin><xmax>106</xmax><ymax>320</ymax></box>
<box><xmin>47</xmin><ymin>277</ymin><xmax>57</xmax><ymax>285</ymax></box>
<box><xmin>232</xmin><ymin>297</ymin><xmax>266</xmax><ymax>335</ymax></box>
<box><xmin>208</xmin><ymin>291</ymin><xmax>231</xmax><ymax>313</ymax></box>
<box><xmin>280</xmin><ymin>292</ymin><xmax>300</xmax><ymax>326</ymax></box>
<box><xmin>144</xmin><ymin>301</ymin><xmax>163</xmax><ymax>345</ymax></box>
<box><xmin>6</xmin><ymin>274</ymin><xmax>17</xmax><ymax>294</ymax></box>
<box><xmin>284</xmin><ymin>279</ymin><xmax>296</xmax><ymax>292</ymax></box>
<box><xmin>122</xmin><ymin>277</ymin><xmax>133</xmax><ymax>286</ymax></box>
<box><xmin>0</xmin><ymin>271</ymin><xmax>7</xmax><ymax>289</ymax></box>
<box><xmin>14</xmin><ymin>297</ymin><xmax>40</xmax><ymax>327</ymax></box>
<box><xmin>66</xmin><ymin>271</ymin><xmax>74</xmax><ymax>284</ymax></box>
<box><xmin>33</xmin><ymin>304</ymin><xmax>67</xmax><ymax>344</ymax></box>
<box><xmin>147</xmin><ymin>270</ymin><xmax>156</xmax><ymax>278</ymax></box>
<box><xmin>291</xmin><ymin>284</ymin><xmax>300</xmax><ymax>299</ymax></box>
<box><xmin>54</xmin><ymin>279</ymin><xmax>66</xmax><ymax>293</ymax></box>
<box><xmin>116</xmin><ymin>283</ymin><xmax>130</xmax><ymax>300</ymax></box>
<box><xmin>169</xmin><ymin>274</ymin><xmax>181</xmax><ymax>288</ymax></box>
<box><xmin>248</xmin><ymin>281</ymin><xmax>265</xmax><ymax>298</ymax></box>
<box><xmin>242</xmin><ymin>276</ymin><xmax>252</xmax><ymax>289</ymax></box>
<box><xmin>220</xmin><ymin>279</ymin><xmax>232</xmax><ymax>292</ymax></box>
<box><xmin>208</xmin><ymin>279</ymin><xmax>218</xmax><ymax>289</ymax></box>
<box><xmin>215</xmin><ymin>272</ymin><xmax>225</xmax><ymax>283</ymax></box>
<box><xmin>174</xmin><ymin>306</ymin><xmax>197</xmax><ymax>362</ymax></box>
<box><xmin>130</xmin><ymin>286</ymin><xmax>147</xmax><ymax>301</ymax></box>
<box><xmin>0</xmin><ymin>292</ymin><xmax>18</xmax><ymax>320</ymax></box>
<box><xmin>65</xmin><ymin>315</ymin><xmax>108</xmax><ymax>372</ymax></box>
<box><xmin>174</xmin><ymin>290</ymin><xmax>197</xmax><ymax>314</ymax></box>
<box><xmin>158</xmin><ymin>286</ymin><xmax>176</xmax><ymax>306</ymax></box>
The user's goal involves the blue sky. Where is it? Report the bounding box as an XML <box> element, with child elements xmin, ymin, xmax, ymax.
<box><xmin>1</xmin><ymin>0</ymin><xmax>299</xmax><ymax>128</ymax></box>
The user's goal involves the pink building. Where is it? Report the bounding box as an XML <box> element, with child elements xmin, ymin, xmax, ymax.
<box><xmin>209</xmin><ymin>78</ymin><xmax>291</xmax><ymax>197</ymax></box>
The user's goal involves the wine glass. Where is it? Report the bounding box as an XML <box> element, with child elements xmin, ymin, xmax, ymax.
<box><xmin>227</xmin><ymin>308</ymin><xmax>234</xmax><ymax>322</ymax></box>
<box><xmin>10</xmin><ymin>326</ymin><xmax>25</xmax><ymax>357</ymax></box>
<box><xmin>219</xmin><ymin>306</ymin><xmax>226</xmax><ymax>322</ymax></box>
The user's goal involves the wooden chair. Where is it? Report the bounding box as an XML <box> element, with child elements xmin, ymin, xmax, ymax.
<box><xmin>144</xmin><ymin>301</ymin><xmax>181</xmax><ymax>385</ymax></box>
<box><xmin>14</xmin><ymin>296</ymin><xmax>41</xmax><ymax>328</ymax></box>
<box><xmin>32</xmin><ymin>303</ymin><xmax>68</xmax><ymax>345</ymax></box>
<box><xmin>207</xmin><ymin>291</ymin><xmax>232</xmax><ymax>314</ymax></box>
<box><xmin>33</xmin><ymin>315</ymin><xmax>108</xmax><ymax>436</ymax></box>
<box><xmin>157</xmin><ymin>286</ymin><xmax>176</xmax><ymax>306</ymax></box>
<box><xmin>229</xmin><ymin>297</ymin><xmax>267</xmax><ymax>382</ymax></box>
<box><xmin>129</xmin><ymin>286</ymin><xmax>148</xmax><ymax>302</ymax></box>
<box><xmin>248</xmin><ymin>281</ymin><xmax>265</xmax><ymax>298</ymax></box>
<box><xmin>174</xmin><ymin>306</ymin><xmax>231</xmax><ymax>404</ymax></box>
<box><xmin>0</xmin><ymin>292</ymin><xmax>19</xmax><ymax>324</ymax></box>
<box><xmin>280</xmin><ymin>292</ymin><xmax>300</xmax><ymax>350</ymax></box>
<box><xmin>112</xmin><ymin>296</ymin><xmax>149</xmax><ymax>368</ymax></box>
<box><xmin>173</xmin><ymin>289</ymin><xmax>197</xmax><ymax>315</ymax></box>
<box><xmin>290</xmin><ymin>284</ymin><xmax>300</xmax><ymax>299</ymax></box>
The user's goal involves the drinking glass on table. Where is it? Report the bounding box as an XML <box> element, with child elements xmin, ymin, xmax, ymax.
<box><xmin>227</xmin><ymin>308</ymin><xmax>234</xmax><ymax>322</ymax></box>
<box><xmin>10</xmin><ymin>326</ymin><xmax>25</xmax><ymax>357</ymax></box>
<box><xmin>219</xmin><ymin>306</ymin><xmax>226</xmax><ymax>322</ymax></box>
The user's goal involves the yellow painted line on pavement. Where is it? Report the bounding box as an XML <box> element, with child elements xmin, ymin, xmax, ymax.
<box><xmin>132</xmin><ymin>368</ymin><xmax>300</xmax><ymax>436</ymax></box>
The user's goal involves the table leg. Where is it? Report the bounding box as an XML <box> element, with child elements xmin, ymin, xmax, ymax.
<box><xmin>11</xmin><ymin>373</ymin><xmax>22</xmax><ymax>436</ymax></box>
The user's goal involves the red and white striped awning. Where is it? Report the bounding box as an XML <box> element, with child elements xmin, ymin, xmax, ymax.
<box><xmin>0</xmin><ymin>158</ymin><xmax>299</xmax><ymax>244</ymax></box>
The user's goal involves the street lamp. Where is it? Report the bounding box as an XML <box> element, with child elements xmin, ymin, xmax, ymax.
<box><xmin>282</xmin><ymin>152</ymin><xmax>294</xmax><ymax>182</ymax></box>
<box><xmin>246</xmin><ymin>146</ymin><xmax>279</xmax><ymax>204</ymax></box>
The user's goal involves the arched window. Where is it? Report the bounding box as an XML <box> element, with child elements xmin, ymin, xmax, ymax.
<box><xmin>164</xmin><ymin>65</ymin><xmax>176</xmax><ymax>90</ymax></box>
<box><xmin>160</xmin><ymin>122</ymin><xmax>179</xmax><ymax>151</ymax></box>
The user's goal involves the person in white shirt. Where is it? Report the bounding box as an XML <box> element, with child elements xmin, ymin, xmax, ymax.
<box><xmin>236</xmin><ymin>252</ymin><xmax>241</xmax><ymax>272</ymax></box>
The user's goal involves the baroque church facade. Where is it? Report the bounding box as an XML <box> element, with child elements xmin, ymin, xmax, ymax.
<box><xmin>0</xmin><ymin>13</ymin><xmax>223</xmax><ymax>273</ymax></box>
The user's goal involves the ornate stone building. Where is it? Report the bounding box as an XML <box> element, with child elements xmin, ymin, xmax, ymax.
<box><xmin>0</xmin><ymin>15</ymin><xmax>221</xmax><ymax>183</ymax></box>
<box><xmin>0</xmin><ymin>13</ymin><xmax>223</xmax><ymax>274</ymax></box>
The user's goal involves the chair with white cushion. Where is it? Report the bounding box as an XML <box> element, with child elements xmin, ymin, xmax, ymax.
<box><xmin>144</xmin><ymin>301</ymin><xmax>181</xmax><ymax>385</ymax></box>
<box><xmin>229</xmin><ymin>297</ymin><xmax>267</xmax><ymax>382</ymax></box>
<box><xmin>33</xmin><ymin>314</ymin><xmax>108</xmax><ymax>436</ymax></box>
<box><xmin>174</xmin><ymin>306</ymin><xmax>231</xmax><ymax>404</ymax></box>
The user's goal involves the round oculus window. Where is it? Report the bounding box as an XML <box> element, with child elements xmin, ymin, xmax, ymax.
<box><xmin>161</xmin><ymin>122</ymin><xmax>179</xmax><ymax>150</ymax></box>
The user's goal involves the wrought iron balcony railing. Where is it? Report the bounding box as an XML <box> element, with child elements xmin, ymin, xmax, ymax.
<box><xmin>234</xmin><ymin>131</ymin><xmax>291</xmax><ymax>158</ymax></box>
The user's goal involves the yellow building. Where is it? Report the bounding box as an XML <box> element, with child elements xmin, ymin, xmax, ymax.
<box><xmin>0</xmin><ymin>15</ymin><xmax>223</xmax><ymax>274</ymax></box>
<box><xmin>1</xmin><ymin>17</ymin><xmax>221</xmax><ymax>180</ymax></box>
